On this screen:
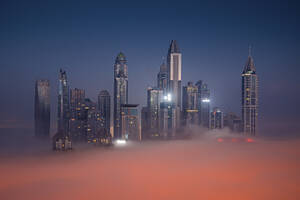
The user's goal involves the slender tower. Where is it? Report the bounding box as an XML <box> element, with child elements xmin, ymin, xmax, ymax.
<box><xmin>241</xmin><ymin>47</ymin><xmax>258</xmax><ymax>135</ymax></box>
<box><xmin>34</xmin><ymin>80</ymin><xmax>50</xmax><ymax>138</ymax></box>
<box><xmin>166</xmin><ymin>40</ymin><xmax>182</xmax><ymax>135</ymax></box>
<box><xmin>113</xmin><ymin>52</ymin><xmax>128</xmax><ymax>139</ymax></box>
<box><xmin>57</xmin><ymin>69</ymin><xmax>70</xmax><ymax>135</ymax></box>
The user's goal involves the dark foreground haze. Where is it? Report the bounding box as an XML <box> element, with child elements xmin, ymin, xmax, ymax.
<box><xmin>0</xmin><ymin>132</ymin><xmax>299</xmax><ymax>200</ymax></box>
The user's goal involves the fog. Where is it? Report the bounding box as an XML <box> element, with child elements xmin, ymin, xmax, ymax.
<box><xmin>0</xmin><ymin>129</ymin><xmax>299</xmax><ymax>200</ymax></box>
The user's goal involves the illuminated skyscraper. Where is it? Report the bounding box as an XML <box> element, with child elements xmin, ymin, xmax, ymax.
<box><xmin>210</xmin><ymin>107</ymin><xmax>224</xmax><ymax>129</ymax></box>
<box><xmin>113</xmin><ymin>52</ymin><xmax>128</xmax><ymax>139</ymax></box>
<box><xmin>242</xmin><ymin>48</ymin><xmax>258</xmax><ymax>135</ymax></box>
<box><xmin>182</xmin><ymin>82</ymin><xmax>198</xmax><ymax>127</ymax></box>
<box><xmin>34</xmin><ymin>79</ymin><xmax>50</xmax><ymax>138</ymax></box>
<box><xmin>166</xmin><ymin>40</ymin><xmax>182</xmax><ymax>134</ymax></box>
<box><xmin>159</xmin><ymin>94</ymin><xmax>176</xmax><ymax>138</ymax></box>
<box><xmin>57</xmin><ymin>69</ymin><xmax>70</xmax><ymax>134</ymax></box>
<box><xmin>196</xmin><ymin>80</ymin><xmax>210</xmax><ymax>128</ymax></box>
<box><xmin>98</xmin><ymin>90</ymin><xmax>111</xmax><ymax>135</ymax></box>
<box><xmin>69</xmin><ymin>88</ymin><xmax>85</xmax><ymax>140</ymax></box>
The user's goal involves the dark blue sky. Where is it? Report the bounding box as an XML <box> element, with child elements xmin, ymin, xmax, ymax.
<box><xmin>0</xmin><ymin>0</ymin><xmax>299</xmax><ymax>136</ymax></box>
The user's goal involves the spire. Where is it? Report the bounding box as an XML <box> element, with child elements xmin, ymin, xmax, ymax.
<box><xmin>168</xmin><ymin>40</ymin><xmax>180</xmax><ymax>54</ymax></box>
<box><xmin>243</xmin><ymin>46</ymin><xmax>256</xmax><ymax>74</ymax></box>
<box><xmin>160</xmin><ymin>57</ymin><xmax>167</xmax><ymax>72</ymax></box>
<box><xmin>116</xmin><ymin>52</ymin><xmax>126</xmax><ymax>62</ymax></box>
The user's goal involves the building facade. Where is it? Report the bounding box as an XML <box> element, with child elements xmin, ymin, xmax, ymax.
<box><xmin>196</xmin><ymin>80</ymin><xmax>210</xmax><ymax>128</ymax></box>
<box><xmin>69</xmin><ymin>88</ymin><xmax>85</xmax><ymax>140</ymax></box>
<box><xmin>98</xmin><ymin>90</ymin><xmax>111</xmax><ymax>135</ymax></box>
<box><xmin>146</xmin><ymin>87</ymin><xmax>163</xmax><ymax>139</ymax></box>
<box><xmin>210</xmin><ymin>107</ymin><xmax>224</xmax><ymax>129</ymax></box>
<box><xmin>182</xmin><ymin>82</ymin><xmax>198</xmax><ymax>127</ymax></box>
<box><xmin>114</xmin><ymin>52</ymin><xmax>128</xmax><ymax>139</ymax></box>
<box><xmin>34</xmin><ymin>79</ymin><xmax>50</xmax><ymax>138</ymax></box>
<box><xmin>241</xmin><ymin>50</ymin><xmax>258</xmax><ymax>135</ymax></box>
<box><xmin>57</xmin><ymin>69</ymin><xmax>70</xmax><ymax>134</ymax></box>
<box><xmin>121</xmin><ymin>104</ymin><xmax>140</xmax><ymax>141</ymax></box>
<box><xmin>157</xmin><ymin>61</ymin><xmax>168</xmax><ymax>92</ymax></box>
<box><xmin>166</xmin><ymin>40</ymin><xmax>182</xmax><ymax>134</ymax></box>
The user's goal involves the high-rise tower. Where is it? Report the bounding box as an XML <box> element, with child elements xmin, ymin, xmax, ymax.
<box><xmin>182</xmin><ymin>82</ymin><xmax>198</xmax><ymax>127</ymax></box>
<box><xmin>157</xmin><ymin>61</ymin><xmax>168</xmax><ymax>92</ymax></box>
<box><xmin>57</xmin><ymin>69</ymin><xmax>70</xmax><ymax>134</ymax></box>
<box><xmin>242</xmin><ymin>48</ymin><xmax>258</xmax><ymax>135</ymax></box>
<box><xmin>113</xmin><ymin>52</ymin><xmax>128</xmax><ymax>139</ymax></box>
<box><xmin>166</xmin><ymin>40</ymin><xmax>182</xmax><ymax>135</ymax></box>
<box><xmin>34</xmin><ymin>79</ymin><xmax>50</xmax><ymax>138</ymax></box>
<box><xmin>98</xmin><ymin>90</ymin><xmax>111</xmax><ymax>135</ymax></box>
<box><xmin>196</xmin><ymin>80</ymin><xmax>210</xmax><ymax>128</ymax></box>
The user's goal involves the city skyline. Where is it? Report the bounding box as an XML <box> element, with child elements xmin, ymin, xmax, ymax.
<box><xmin>0</xmin><ymin>0</ymin><xmax>299</xmax><ymax>138</ymax></box>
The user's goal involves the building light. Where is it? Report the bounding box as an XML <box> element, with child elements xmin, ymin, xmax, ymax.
<box><xmin>202</xmin><ymin>98</ymin><xmax>210</xmax><ymax>103</ymax></box>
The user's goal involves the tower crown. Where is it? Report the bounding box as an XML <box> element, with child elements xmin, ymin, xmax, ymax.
<box><xmin>168</xmin><ymin>40</ymin><xmax>180</xmax><ymax>54</ymax></box>
<box><xmin>116</xmin><ymin>52</ymin><xmax>126</xmax><ymax>62</ymax></box>
<box><xmin>243</xmin><ymin>47</ymin><xmax>256</xmax><ymax>74</ymax></box>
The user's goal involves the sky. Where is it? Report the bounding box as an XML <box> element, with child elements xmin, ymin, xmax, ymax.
<box><xmin>0</xmin><ymin>0</ymin><xmax>299</xmax><ymax>136</ymax></box>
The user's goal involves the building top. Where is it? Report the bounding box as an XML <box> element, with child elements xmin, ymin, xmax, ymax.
<box><xmin>243</xmin><ymin>47</ymin><xmax>256</xmax><ymax>74</ymax></box>
<box><xmin>59</xmin><ymin>69</ymin><xmax>67</xmax><ymax>80</ymax></box>
<box><xmin>168</xmin><ymin>40</ymin><xmax>180</xmax><ymax>54</ymax></box>
<box><xmin>160</xmin><ymin>61</ymin><xmax>167</xmax><ymax>72</ymax></box>
<box><xmin>99</xmin><ymin>90</ymin><xmax>110</xmax><ymax>96</ymax></box>
<box><xmin>116</xmin><ymin>52</ymin><xmax>126</xmax><ymax>62</ymax></box>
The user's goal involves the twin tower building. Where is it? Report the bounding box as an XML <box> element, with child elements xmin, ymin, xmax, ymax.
<box><xmin>34</xmin><ymin>40</ymin><xmax>258</xmax><ymax>143</ymax></box>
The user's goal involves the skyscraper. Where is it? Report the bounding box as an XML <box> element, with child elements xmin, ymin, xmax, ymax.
<box><xmin>242</xmin><ymin>48</ymin><xmax>258</xmax><ymax>135</ymax></box>
<box><xmin>157</xmin><ymin>61</ymin><xmax>168</xmax><ymax>92</ymax></box>
<box><xmin>182</xmin><ymin>82</ymin><xmax>198</xmax><ymax>127</ymax></box>
<box><xmin>210</xmin><ymin>107</ymin><xmax>224</xmax><ymax>129</ymax></box>
<box><xmin>34</xmin><ymin>79</ymin><xmax>50</xmax><ymax>138</ymax></box>
<box><xmin>57</xmin><ymin>69</ymin><xmax>70</xmax><ymax>134</ymax></box>
<box><xmin>196</xmin><ymin>80</ymin><xmax>210</xmax><ymax>128</ymax></box>
<box><xmin>166</xmin><ymin>40</ymin><xmax>182</xmax><ymax>134</ymax></box>
<box><xmin>98</xmin><ymin>90</ymin><xmax>111</xmax><ymax>135</ymax></box>
<box><xmin>146</xmin><ymin>87</ymin><xmax>163</xmax><ymax>138</ymax></box>
<box><xmin>114</xmin><ymin>52</ymin><xmax>128</xmax><ymax>139</ymax></box>
<box><xmin>69</xmin><ymin>88</ymin><xmax>85</xmax><ymax>140</ymax></box>
<box><xmin>159</xmin><ymin>94</ymin><xmax>176</xmax><ymax>138</ymax></box>
<box><xmin>121</xmin><ymin>104</ymin><xmax>140</xmax><ymax>141</ymax></box>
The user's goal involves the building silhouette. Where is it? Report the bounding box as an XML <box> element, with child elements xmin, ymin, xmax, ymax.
<box><xmin>34</xmin><ymin>79</ymin><xmax>50</xmax><ymax>138</ymax></box>
<box><xmin>242</xmin><ymin>48</ymin><xmax>258</xmax><ymax>135</ymax></box>
<box><xmin>114</xmin><ymin>52</ymin><xmax>128</xmax><ymax>139</ymax></box>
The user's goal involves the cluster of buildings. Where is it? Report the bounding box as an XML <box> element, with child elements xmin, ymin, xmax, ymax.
<box><xmin>34</xmin><ymin>40</ymin><xmax>258</xmax><ymax>150</ymax></box>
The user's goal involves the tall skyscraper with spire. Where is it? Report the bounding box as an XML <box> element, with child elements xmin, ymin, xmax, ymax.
<box><xmin>166</xmin><ymin>40</ymin><xmax>182</xmax><ymax>135</ymax></box>
<box><xmin>57</xmin><ymin>69</ymin><xmax>70</xmax><ymax>134</ymax></box>
<box><xmin>113</xmin><ymin>52</ymin><xmax>128</xmax><ymax>139</ymax></box>
<box><xmin>34</xmin><ymin>79</ymin><xmax>50</xmax><ymax>138</ymax></box>
<box><xmin>241</xmin><ymin>47</ymin><xmax>258</xmax><ymax>135</ymax></box>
